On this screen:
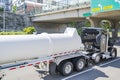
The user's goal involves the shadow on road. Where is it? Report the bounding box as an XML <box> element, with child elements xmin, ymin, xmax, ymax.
<box><xmin>69</xmin><ymin>69</ymin><xmax>109</xmax><ymax>80</ymax></box>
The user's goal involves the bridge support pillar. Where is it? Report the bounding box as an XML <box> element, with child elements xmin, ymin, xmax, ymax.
<box><xmin>110</xmin><ymin>20</ymin><xmax>119</xmax><ymax>39</ymax></box>
<box><xmin>86</xmin><ymin>17</ymin><xmax>101</xmax><ymax>27</ymax></box>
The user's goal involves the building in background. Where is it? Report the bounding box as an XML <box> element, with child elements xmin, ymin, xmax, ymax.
<box><xmin>12</xmin><ymin>0</ymin><xmax>66</xmax><ymax>15</ymax></box>
<box><xmin>12</xmin><ymin>0</ymin><xmax>43</xmax><ymax>15</ymax></box>
<box><xmin>0</xmin><ymin>0</ymin><xmax>12</xmax><ymax>11</ymax></box>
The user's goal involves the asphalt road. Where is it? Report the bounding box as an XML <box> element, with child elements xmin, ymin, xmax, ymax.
<box><xmin>43</xmin><ymin>45</ymin><xmax>120</xmax><ymax>80</ymax></box>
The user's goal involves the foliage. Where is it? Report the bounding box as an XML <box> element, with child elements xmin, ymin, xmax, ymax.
<box><xmin>23</xmin><ymin>26</ymin><xmax>36</xmax><ymax>34</ymax></box>
<box><xmin>0</xmin><ymin>7</ymin><xmax>3</xmax><ymax>12</ymax></box>
<box><xmin>0</xmin><ymin>26</ymin><xmax>36</xmax><ymax>35</ymax></box>
<box><xmin>77</xmin><ymin>28</ymin><xmax>82</xmax><ymax>35</ymax></box>
<box><xmin>12</xmin><ymin>5</ymin><xmax>17</xmax><ymax>13</ymax></box>
<box><xmin>69</xmin><ymin>21</ymin><xmax>82</xmax><ymax>35</ymax></box>
<box><xmin>69</xmin><ymin>21</ymin><xmax>92</xmax><ymax>35</ymax></box>
<box><xmin>84</xmin><ymin>21</ymin><xmax>91</xmax><ymax>27</ymax></box>
<box><xmin>0</xmin><ymin>32</ymin><xmax>27</xmax><ymax>35</ymax></box>
<box><xmin>69</xmin><ymin>22</ymin><xmax>77</xmax><ymax>27</ymax></box>
<box><xmin>100</xmin><ymin>20</ymin><xmax>112</xmax><ymax>31</ymax></box>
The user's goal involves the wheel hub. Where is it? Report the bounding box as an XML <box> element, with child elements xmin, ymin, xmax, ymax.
<box><xmin>78</xmin><ymin>61</ymin><xmax>84</xmax><ymax>69</ymax></box>
<box><xmin>65</xmin><ymin>65</ymin><xmax>72</xmax><ymax>74</ymax></box>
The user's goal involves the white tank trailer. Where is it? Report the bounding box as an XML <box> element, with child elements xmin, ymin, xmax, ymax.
<box><xmin>0</xmin><ymin>27</ymin><xmax>117</xmax><ymax>78</ymax></box>
<box><xmin>0</xmin><ymin>28</ymin><xmax>84</xmax><ymax>65</ymax></box>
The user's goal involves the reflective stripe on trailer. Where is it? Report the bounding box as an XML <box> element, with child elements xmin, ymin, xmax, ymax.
<box><xmin>19</xmin><ymin>66</ymin><xmax>25</xmax><ymax>68</ymax></box>
<box><xmin>9</xmin><ymin>68</ymin><xmax>16</xmax><ymax>70</ymax></box>
<box><xmin>9</xmin><ymin>61</ymin><xmax>52</xmax><ymax>70</ymax></box>
<box><xmin>27</xmin><ymin>64</ymin><xmax>33</xmax><ymax>66</ymax></box>
<box><xmin>35</xmin><ymin>62</ymin><xmax>40</xmax><ymax>65</ymax></box>
<box><xmin>51</xmin><ymin>49</ymin><xmax>79</xmax><ymax>57</ymax></box>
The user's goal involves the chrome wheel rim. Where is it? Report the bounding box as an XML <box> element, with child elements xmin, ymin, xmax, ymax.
<box><xmin>78</xmin><ymin>60</ymin><xmax>84</xmax><ymax>70</ymax></box>
<box><xmin>65</xmin><ymin>64</ymin><xmax>72</xmax><ymax>74</ymax></box>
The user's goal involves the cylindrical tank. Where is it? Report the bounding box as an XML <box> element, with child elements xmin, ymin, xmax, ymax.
<box><xmin>0</xmin><ymin>28</ymin><xmax>84</xmax><ymax>65</ymax></box>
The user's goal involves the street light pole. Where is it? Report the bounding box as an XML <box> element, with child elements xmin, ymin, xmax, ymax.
<box><xmin>3</xmin><ymin>5</ymin><xmax>5</xmax><ymax>32</ymax></box>
<box><xmin>67</xmin><ymin>0</ymin><xmax>68</xmax><ymax>8</ymax></box>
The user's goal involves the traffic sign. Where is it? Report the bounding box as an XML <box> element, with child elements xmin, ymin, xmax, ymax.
<box><xmin>91</xmin><ymin>0</ymin><xmax>120</xmax><ymax>13</ymax></box>
<box><xmin>83</xmin><ymin>12</ymin><xmax>92</xmax><ymax>17</ymax></box>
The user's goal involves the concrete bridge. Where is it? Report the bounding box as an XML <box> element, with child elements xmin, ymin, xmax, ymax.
<box><xmin>31</xmin><ymin>3</ymin><xmax>90</xmax><ymax>23</ymax></box>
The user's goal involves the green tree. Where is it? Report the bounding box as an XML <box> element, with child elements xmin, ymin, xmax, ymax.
<box><xmin>12</xmin><ymin>5</ymin><xmax>17</xmax><ymax>13</ymax></box>
<box><xmin>84</xmin><ymin>21</ymin><xmax>91</xmax><ymax>27</ymax></box>
<box><xmin>23</xmin><ymin>26</ymin><xmax>36</xmax><ymax>34</ymax></box>
<box><xmin>100</xmin><ymin>20</ymin><xmax>111</xmax><ymax>30</ymax></box>
<box><xmin>69</xmin><ymin>21</ymin><xmax>77</xmax><ymax>27</ymax></box>
<box><xmin>69</xmin><ymin>21</ymin><xmax>84</xmax><ymax>35</ymax></box>
<box><xmin>0</xmin><ymin>7</ymin><xmax>3</xmax><ymax>12</ymax></box>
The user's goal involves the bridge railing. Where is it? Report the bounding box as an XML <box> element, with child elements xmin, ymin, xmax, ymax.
<box><xmin>28</xmin><ymin>0</ymin><xmax>90</xmax><ymax>16</ymax></box>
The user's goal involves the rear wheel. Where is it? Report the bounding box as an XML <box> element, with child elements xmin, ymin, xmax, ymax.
<box><xmin>74</xmin><ymin>58</ymin><xmax>86</xmax><ymax>72</ymax></box>
<box><xmin>58</xmin><ymin>61</ymin><xmax>73</xmax><ymax>76</ymax></box>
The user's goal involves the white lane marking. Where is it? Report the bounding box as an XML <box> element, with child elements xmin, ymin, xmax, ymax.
<box><xmin>62</xmin><ymin>58</ymin><xmax>120</xmax><ymax>80</ymax></box>
<box><xmin>99</xmin><ymin>58</ymin><xmax>120</xmax><ymax>67</ymax></box>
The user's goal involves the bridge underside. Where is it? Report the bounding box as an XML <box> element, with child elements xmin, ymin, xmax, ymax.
<box><xmin>31</xmin><ymin>7</ymin><xmax>90</xmax><ymax>23</ymax></box>
<box><xmin>33</xmin><ymin>17</ymin><xmax>86</xmax><ymax>23</ymax></box>
<box><xmin>92</xmin><ymin>10</ymin><xmax>120</xmax><ymax>20</ymax></box>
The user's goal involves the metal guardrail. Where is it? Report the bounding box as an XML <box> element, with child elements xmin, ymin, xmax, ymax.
<box><xmin>29</xmin><ymin>1</ymin><xmax>90</xmax><ymax>16</ymax></box>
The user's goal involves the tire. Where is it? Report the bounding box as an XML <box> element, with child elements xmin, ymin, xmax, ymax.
<box><xmin>110</xmin><ymin>48</ymin><xmax>117</xmax><ymax>59</ymax></box>
<box><xmin>74</xmin><ymin>58</ymin><xmax>86</xmax><ymax>72</ymax></box>
<box><xmin>58</xmin><ymin>61</ymin><xmax>73</xmax><ymax>76</ymax></box>
<box><xmin>93</xmin><ymin>54</ymin><xmax>101</xmax><ymax>64</ymax></box>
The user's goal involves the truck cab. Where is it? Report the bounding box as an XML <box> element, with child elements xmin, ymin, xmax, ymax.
<box><xmin>81</xmin><ymin>27</ymin><xmax>117</xmax><ymax>63</ymax></box>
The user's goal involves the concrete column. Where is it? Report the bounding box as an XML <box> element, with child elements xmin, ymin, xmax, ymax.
<box><xmin>86</xmin><ymin>17</ymin><xmax>101</xmax><ymax>27</ymax></box>
<box><xmin>110</xmin><ymin>20</ymin><xmax>119</xmax><ymax>39</ymax></box>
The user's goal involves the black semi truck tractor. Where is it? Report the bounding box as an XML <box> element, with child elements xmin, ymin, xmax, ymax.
<box><xmin>81</xmin><ymin>27</ymin><xmax>117</xmax><ymax>64</ymax></box>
